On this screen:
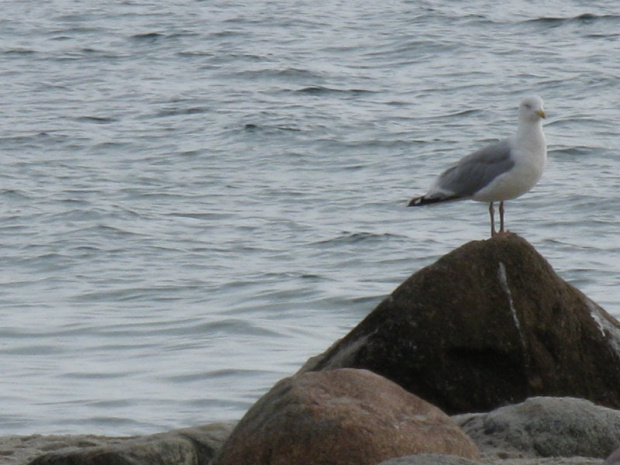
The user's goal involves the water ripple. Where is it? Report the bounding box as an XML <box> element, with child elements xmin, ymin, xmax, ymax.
<box><xmin>0</xmin><ymin>0</ymin><xmax>619</xmax><ymax>438</ymax></box>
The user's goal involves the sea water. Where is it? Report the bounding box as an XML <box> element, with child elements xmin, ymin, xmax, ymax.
<box><xmin>1</xmin><ymin>0</ymin><xmax>619</xmax><ymax>436</ymax></box>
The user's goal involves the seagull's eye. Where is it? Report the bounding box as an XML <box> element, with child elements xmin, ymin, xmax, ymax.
<box><xmin>524</xmin><ymin>103</ymin><xmax>531</xmax><ymax>109</ymax></box>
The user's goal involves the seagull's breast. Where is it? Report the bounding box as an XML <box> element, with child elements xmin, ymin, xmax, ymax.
<box><xmin>473</xmin><ymin>132</ymin><xmax>546</xmax><ymax>202</ymax></box>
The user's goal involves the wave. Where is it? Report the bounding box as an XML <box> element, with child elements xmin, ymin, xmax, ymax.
<box><xmin>294</xmin><ymin>86</ymin><xmax>377</xmax><ymax>96</ymax></box>
<box><xmin>243</xmin><ymin>122</ymin><xmax>302</xmax><ymax>133</ymax></box>
<box><xmin>74</xmin><ymin>115</ymin><xmax>118</xmax><ymax>124</ymax></box>
<box><xmin>154</xmin><ymin>106</ymin><xmax>211</xmax><ymax>118</ymax></box>
<box><xmin>130</xmin><ymin>32</ymin><xmax>165</xmax><ymax>41</ymax></box>
<box><xmin>525</xmin><ymin>13</ymin><xmax>620</xmax><ymax>26</ymax></box>
<box><xmin>313</xmin><ymin>231</ymin><xmax>407</xmax><ymax>247</ymax></box>
<box><xmin>3</xmin><ymin>48</ymin><xmax>37</xmax><ymax>56</ymax></box>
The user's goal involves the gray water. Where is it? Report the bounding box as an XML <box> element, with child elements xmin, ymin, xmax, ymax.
<box><xmin>1</xmin><ymin>0</ymin><xmax>619</xmax><ymax>436</ymax></box>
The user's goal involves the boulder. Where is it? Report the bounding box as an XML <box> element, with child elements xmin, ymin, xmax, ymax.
<box><xmin>497</xmin><ymin>460</ymin><xmax>602</xmax><ymax>465</ymax></box>
<box><xmin>301</xmin><ymin>234</ymin><xmax>620</xmax><ymax>414</ymax></box>
<box><xmin>212</xmin><ymin>368</ymin><xmax>479</xmax><ymax>465</ymax></box>
<box><xmin>377</xmin><ymin>453</ymin><xmax>483</xmax><ymax>464</ymax></box>
<box><xmin>27</xmin><ymin>423</ymin><xmax>233</xmax><ymax>465</ymax></box>
<box><xmin>604</xmin><ymin>448</ymin><xmax>620</xmax><ymax>465</ymax></box>
<box><xmin>378</xmin><ymin>457</ymin><xmax>600</xmax><ymax>465</ymax></box>
<box><xmin>454</xmin><ymin>397</ymin><xmax>620</xmax><ymax>460</ymax></box>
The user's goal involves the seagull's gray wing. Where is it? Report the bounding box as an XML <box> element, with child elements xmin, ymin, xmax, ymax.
<box><xmin>433</xmin><ymin>139</ymin><xmax>515</xmax><ymax>198</ymax></box>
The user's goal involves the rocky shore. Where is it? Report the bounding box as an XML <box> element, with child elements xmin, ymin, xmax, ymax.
<box><xmin>11</xmin><ymin>234</ymin><xmax>620</xmax><ymax>465</ymax></box>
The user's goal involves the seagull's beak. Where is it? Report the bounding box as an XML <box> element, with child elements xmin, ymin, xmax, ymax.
<box><xmin>536</xmin><ymin>109</ymin><xmax>547</xmax><ymax>119</ymax></box>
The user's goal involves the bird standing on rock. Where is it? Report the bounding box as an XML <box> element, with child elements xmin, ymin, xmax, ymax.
<box><xmin>408</xmin><ymin>95</ymin><xmax>547</xmax><ymax>236</ymax></box>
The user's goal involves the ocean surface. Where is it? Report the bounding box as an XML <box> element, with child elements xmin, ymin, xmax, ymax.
<box><xmin>1</xmin><ymin>0</ymin><xmax>619</xmax><ymax>437</ymax></box>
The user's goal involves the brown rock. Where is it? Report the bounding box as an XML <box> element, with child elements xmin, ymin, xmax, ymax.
<box><xmin>212</xmin><ymin>368</ymin><xmax>479</xmax><ymax>465</ymax></box>
<box><xmin>301</xmin><ymin>234</ymin><xmax>620</xmax><ymax>415</ymax></box>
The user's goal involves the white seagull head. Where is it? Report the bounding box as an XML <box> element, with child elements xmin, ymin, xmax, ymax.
<box><xmin>519</xmin><ymin>95</ymin><xmax>547</xmax><ymax>123</ymax></box>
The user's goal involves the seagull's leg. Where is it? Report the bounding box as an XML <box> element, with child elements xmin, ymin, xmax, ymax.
<box><xmin>489</xmin><ymin>202</ymin><xmax>496</xmax><ymax>237</ymax></box>
<box><xmin>499</xmin><ymin>201</ymin><xmax>505</xmax><ymax>233</ymax></box>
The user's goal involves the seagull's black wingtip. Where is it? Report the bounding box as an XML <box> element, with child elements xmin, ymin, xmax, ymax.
<box><xmin>408</xmin><ymin>197</ymin><xmax>423</xmax><ymax>207</ymax></box>
<box><xmin>408</xmin><ymin>195</ymin><xmax>462</xmax><ymax>206</ymax></box>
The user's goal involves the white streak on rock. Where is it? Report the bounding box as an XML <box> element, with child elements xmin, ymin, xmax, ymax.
<box><xmin>498</xmin><ymin>262</ymin><xmax>523</xmax><ymax>343</ymax></box>
<box><xmin>589</xmin><ymin>303</ymin><xmax>607</xmax><ymax>337</ymax></box>
<box><xmin>586</xmin><ymin>298</ymin><xmax>620</xmax><ymax>357</ymax></box>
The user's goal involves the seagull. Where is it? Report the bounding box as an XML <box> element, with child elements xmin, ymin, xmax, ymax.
<box><xmin>408</xmin><ymin>95</ymin><xmax>547</xmax><ymax>236</ymax></box>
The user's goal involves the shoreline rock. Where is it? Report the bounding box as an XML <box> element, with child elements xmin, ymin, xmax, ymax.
<box><xmin>21</xmin><ymin>423</ymin><xmax>233</xmax><ymax>465</ymax></box>
<box><xmin>378</xmin><ymin>455</ymin><xmax>602</xmax><ymax>465</ymax></box>
<box><xmin>301</xmin><ymin>234</ymin><xmax>620</xmax><ymax>415</ymax></box>
<box><xmin>454</xmin><ymin>397</ymin><xmax>620</xmax><ymax>461</ymax></box>
<box><xmin>9</xmin><ymin>398</ymin><xmax>620</xmax><ymax>465</ymax></box>
<box><xmin>18</xmin><ymin>234</ymin><xmax>620</xmax><ymax>465</ymax></box>
<box><xmin>212</xmin><ymin>368</ymin><xmax>480</xmax><ymax>465</ymax></box>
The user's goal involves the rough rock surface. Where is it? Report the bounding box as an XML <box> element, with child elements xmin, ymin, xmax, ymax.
<box><xmin>302</xmin><ymin>234</ymin><xmax>620</xmax><ymax>414</ymax></box>
<box><xmin>377</xmin><ymin>453</ymin><xmax>482</xmax><ymax>465</ymax></box>
<box><xmin>454</xmin><ymin>397</ymin><xmax>620</xmax><ymax>460</ymax></box>
<box><xmin>212</xmin><ymin>368</ymin><xmax>479</xmax><ymax>465</ymax></box>
<box><xmin>25</xmin><ymin>423</ymin><xmax>233</xmax><ymax>465</ymax></box>
<box><xmin>377</xmin><ymin>456</ymin><xmax>601</xmax><ymax>465</ymax></box>
<box><xmin>604</xmin><ymin>448</ymin><xmax>620</xmax><ymax>465</ymax></box>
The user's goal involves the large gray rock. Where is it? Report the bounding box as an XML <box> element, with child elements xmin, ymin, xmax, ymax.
<box><xmin>302</xmin><ymin>234</ymin><xmax>620</xmax><ymax>415</ymax></box>
<box><xmin>378</xmin><ymin>457</ymin><xmax>600</xmax><ymax>465</ymax></box>
<box><xmin>498</xmin><ymin>460</ymin><xmax>602</xmax><ymax>465</ymax></box>
<box><xmin>213</xmin><ymin>368</ymin><xmax>480</xmax><ymax>465</ymax></box>
<box><xmin>377</xmin><ymin>453</ymin><xmax>483</xmax><ymax>465</ymax></box>
<box><xmin>604</xmin><ymin>447</ymin><xmax>620</xmax><ymax>465</ymax></box>
<box><xmin>27</xmin><ymin>423</ymin><xmax>233</xmax><ymax>465</ymax></box>
<box><xmin>455</xmin><ymin>397</ymin><xmax>620</xmax><ymax>460</ymax></box>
